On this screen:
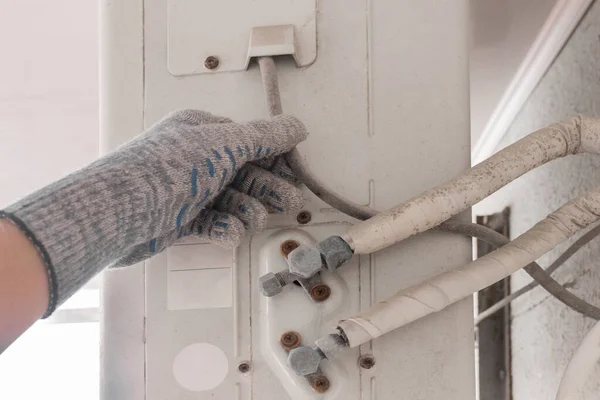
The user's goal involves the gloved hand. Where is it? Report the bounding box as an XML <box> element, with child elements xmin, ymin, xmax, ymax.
<box><xmin>0</xmin><ymin>110</ymin><xmax>308</xmax><ymax>316</ymax></box>
<box><xmin>113</xmin><ymin>110</ymin><xmax>305</xmax><ymax>266</ymax></box>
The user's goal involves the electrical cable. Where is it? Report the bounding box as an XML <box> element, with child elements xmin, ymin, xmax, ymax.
<box><xmin>257</xmin><ymin>56</ymin><xmax>377</xmax><ymax>221</ymax></box>
<box><xmin>286</xmin><ymin>148</ymin><xmax>376</xmax><ymax>221</ymax></box>
<box><xmin>257</xmin><ymin>57</ymin><xmax>283</xmax><ymax>117</ymax></box>
<box><xmin>444</xmin><ymin>221</ymin><xmax>600</xmax><ymax>322</ymax></box>
<box><xmin>257</xmin><ymin>56</ymin><xmax>600</xmax><ymax>322</ymax></box>
<box><xmin>475</xmin><ymin>223</ymin><xmax>600</xmax><ymax>324</ymax></box>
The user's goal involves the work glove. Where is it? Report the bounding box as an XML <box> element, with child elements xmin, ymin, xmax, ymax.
<box><xmin>0</xmin><ymin>110</ymin><xmax>308</xmax><ymax>316</ymax></box>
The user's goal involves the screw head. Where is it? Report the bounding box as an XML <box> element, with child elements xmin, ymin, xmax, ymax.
<box><xmin>358</xmin><ymin>354</ymin><xmax>376</xmax><ymax>370</ymax></box>
<box><xmin>280</xmin><ymin>331</ymin><xmax>302</xmax><ymax>350</ymax></box>
<box><xmin>310</xmin><ymin>375</ymin><xmax>330</xmax><ymax>393</ymax></box>
<box><xmin>237</xmin><ymin>361</ymin><xmax>251</xmax><ymax>374</ymax></box>
<box><xmin>280</xmin><ymin>240</ymin><xmax>300</xmax><ymax>258</ymax></box>
<box><xmin>204</xmin><ymin>56</ymin><xmax>220</xmax><ymax>70</ymax></box>
<box><xmin>297</xmin><ymin>210</ymin><xmax>312</xmax><ymax>224</ymax></box>
<box><xmin>310</xmin><ymin>284</ymin><xmax>331</xmax><ymax>302</ymax></box>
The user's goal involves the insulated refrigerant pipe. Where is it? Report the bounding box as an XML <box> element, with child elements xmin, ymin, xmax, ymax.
<box><xmin>258</xmin><ymin>56</ymin><xmax>600</xmax><ymax>320</ymax></box>
<box><xmin>342</xmin><ymin>115</ymin><xmax>600</xmax><ymax>254</ymax></box>
<box><xmin>259</xmin><ymin>57</ymin><xmax>600</xmax><ymax>385</ymax></box>
<box><xmin>338</xmin><ymin>115</ymin><xmax>600</xmax><ymax>347</ymax></box>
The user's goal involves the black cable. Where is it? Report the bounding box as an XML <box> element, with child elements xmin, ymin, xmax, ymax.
<box><xmin>475</xmin><ymin>223</ymin><xmax>600</xmax><ymax>323</ymax></box>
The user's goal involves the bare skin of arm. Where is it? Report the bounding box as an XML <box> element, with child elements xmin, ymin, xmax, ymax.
<box><xmin>0</xmin><ymin>220</ymin><xmax>48</xmax><ymax>353</ymax></box>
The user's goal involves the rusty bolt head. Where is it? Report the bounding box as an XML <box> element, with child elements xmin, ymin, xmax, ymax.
<box><xmin>297</xmin><ymin>210</ymin><xmax>312</xmax><ymax>224</ymax></box>
<box><xmin>280</xmin><ymin>331</ymin><xmax>301</xmax><ymax>350</ymax></box>
<box><xmin>358</xmin><ymin>355</ymin><xmax>376</xmax><ymax>369</ymax></box>
<box><xmin>310</xmin><ymin>375</ymin><xmax>330</xmax><ymax>393</ymax></box>
<box><xmin>204</xmin><ymin>56</ymin><xmax>220</xmax><ymax>70</ymax></box>
<box><xmin>280</xmin><ymin>240</ymin><xmax>300</xmax><ymax>258</ymax></box>
<box><xmin>237</xmin><ymin>361</ymin><xmax>251</xmax><ymax>374</ymax></box>
<box><xmin>310</xmin><ymin>284</ymin><xmax>331</xmax><ymax>302</ymax></box>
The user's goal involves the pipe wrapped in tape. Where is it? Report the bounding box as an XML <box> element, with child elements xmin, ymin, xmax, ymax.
<box><xmin>344</xmin><ymin>115</ymin><xmax>600</xmax><ymax>254</ymax></box>
<box><xmin>339</xmin><ymin>115</ymin><xmax>600</xmax><ymax>347</ymax></box>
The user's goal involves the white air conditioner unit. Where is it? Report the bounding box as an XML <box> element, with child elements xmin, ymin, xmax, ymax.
<box><xmin>100</xmin><ymin>1</ymin><xmax>473</xmax><ymax>398</ymax></box>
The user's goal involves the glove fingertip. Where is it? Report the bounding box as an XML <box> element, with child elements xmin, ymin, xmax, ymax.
<box><xmin>194</xmin><ymin>210</ymin><xmax>246</xmax><ymax>248</ymax></box>
<box><xmin>247</xmin><ymin>115</ymin><xmax>309</xmax><ymax>159</ymax></box>
<box><xmin>273</xmin><ymin>115</ymin><xmax>309</xmax><ymax>141</ymax></box>
<box><xmin>212</xmin><ymin>216</ymin><xmax>245</xmax><ymax>248</ymax></box>
<box><xmin>275</xmin><ymin>184</ymin><xmax>304</xmax><ymax>213</ymax></box>
<box><xmin>283</xmin><ymin>186</ymin><xmax>305</xmax><ymax>213</ymax></box>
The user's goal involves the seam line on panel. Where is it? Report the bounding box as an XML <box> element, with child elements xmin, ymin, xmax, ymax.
<box><xmin>233</xmin><ymin>247</ymin><xmax>239</xmax><ymax>358</ymax></box>
<box><xmin>366</xmin><ymin>0</ymin><xmax>374</xmax><ymax>137</ymax></box>
<box><xmin>369</xmin><ymin>253</ymin><xmax>375</xmax><ymax>352</ymax></box>
<box><xmin>142</xmin><ymin>0</ymin><xmax>146</xmax><ymax>130</ymax></box>
<box><xmin>248</xmin><ymin>240</ymin><xmax>254</xmax><ymax>399</ymax></box>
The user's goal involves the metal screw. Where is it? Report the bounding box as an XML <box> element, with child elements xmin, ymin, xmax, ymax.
<box><xmin>310</xmin><ymin>284</ymin><xmax>331</xmax><ymax>302</ymax></box>
<box><xmin>280</xmin><ymin>331</ymin><xmax>302</xmax><ymax>350</ymax></box>
<box><xmin>297</xmin><ymin>210</ymin><xmax>312</xmax><ymax>224</ymax></box>
<box><xmin>204</xmin><ymin>56</ymin><xmax>220</xmax><ymax>70</ymax></box>
<box><xmin>358</xmin><ymin>354</ymin><xmax>376</xmax><ymax>369</ymax></box>
<box><xmin>237</xmin><ymin>361</ymin><xmax>251</xmax><ymax>374</ymax></box>
<box><xmin>280</xmin><ymin>240</ymin><xmax>300</xmax><ymax>258</ymax></box>
<box><xmin>310</xmin><ymin>375</ymin><xmax>330</xmax><ymax>393</ymax></box>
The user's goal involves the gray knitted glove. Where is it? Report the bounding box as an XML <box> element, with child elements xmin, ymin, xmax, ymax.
<box><xmin>111</xmin><ymin>111</ymin><xmax>304</xmax><ymax>266</ymax></box>
<box><xmin>0</xmin><ymin>110</ymin><xmax>308</xmax><ymax>316</ymax></box>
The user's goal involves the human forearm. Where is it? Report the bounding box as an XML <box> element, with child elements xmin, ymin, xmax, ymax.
<box><xmin>0</xmin><ymin>219</ymin><xmax>48</xmax><ymax>353</ymax></box>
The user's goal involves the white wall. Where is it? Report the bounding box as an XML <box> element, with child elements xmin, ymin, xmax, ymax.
<box><xmin>470</xmin><ymin>0</ymin><xmax>557</xmax><ymax>145</ymax></box>
<box><xmin>0</xmin><ymin>0</ymin><xmax>98</xmax><ymax>207</ymax></box>
<box><xmin>475</xmin><ymin>1</ymin><xmax>600</xmax><ymax>398</ymax></box>
<box><xmin>0</xmin><ymin>1</ymin><xmax>100</xmax><ymax>399</ymax></box>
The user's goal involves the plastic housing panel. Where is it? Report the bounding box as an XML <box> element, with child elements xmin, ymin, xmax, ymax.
<box><xmin>100</xmin><ymin>0</ymin><xmax>474</xmax><ymax>399</ymax></box>
<box><xmin>167</xmin><ymin>0</ymin><xmax>317</xmax><ymax>76</ymax></box>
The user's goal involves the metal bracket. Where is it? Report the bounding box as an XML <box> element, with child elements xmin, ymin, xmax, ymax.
<box><xmin>258</xmin><ymin>237</ymin><xmax>352</xmax><ymax>301</ymax></box>
<box><xmin>476</xmin><ymin>209</ymin><xmax>512</xmax><ymax>400</ymax></box>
